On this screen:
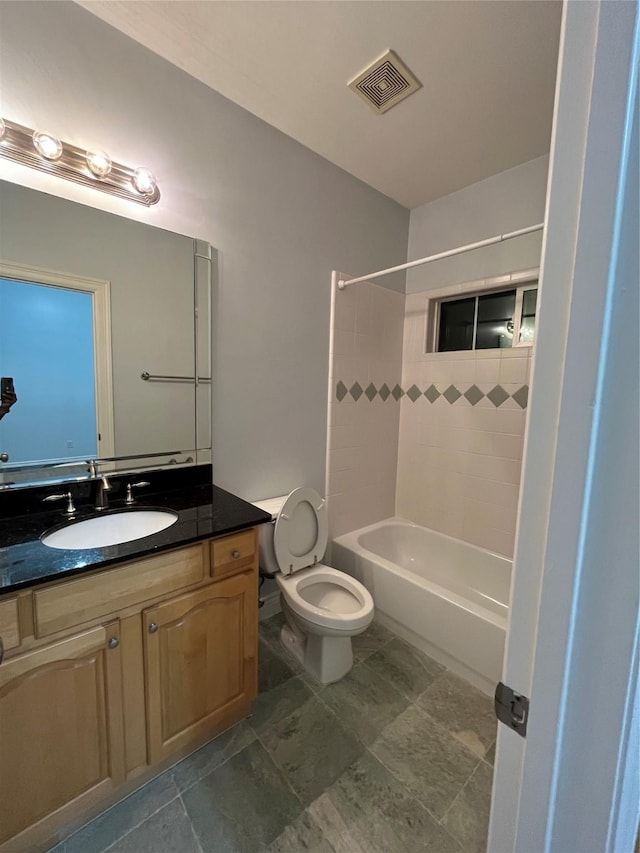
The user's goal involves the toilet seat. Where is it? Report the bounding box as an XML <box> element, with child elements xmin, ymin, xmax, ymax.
<box><xmin>277</xmin><ymin>565</ymin><xmax>374</xmax><ymax>632</ymax></box>
<box><xmin>273</xmin><ymin>487</ymin><xmax>328</xmax><ymax>576</ymax></box>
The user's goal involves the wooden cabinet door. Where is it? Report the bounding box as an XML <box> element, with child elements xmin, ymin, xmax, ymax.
<box><xmin>0</xmin><ymin>622</ymin><xmax>125</xmax><ymax>848</ymax></box>
<box><xmin>143</xmin><ymin>570</ymin><xmax>258</xmax><ymax>763</ymax></box>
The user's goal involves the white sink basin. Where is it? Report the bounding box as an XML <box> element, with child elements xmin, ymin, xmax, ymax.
<box><xmin>41</xmin><ymin>510</ymin><xmax>179</xmax><ymax>550</ymax></box>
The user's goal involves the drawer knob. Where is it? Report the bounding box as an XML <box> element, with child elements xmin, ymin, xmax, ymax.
<box><xmin>149</xmin><ymin>622</ymin><xmax>159</xmax><ymax>634</ymax></box>
<box><xmin>108</xmin><ymin>637</ymin><xmax>119</xmax><ymax>649</ymax></box>
<box><xmin>232</xmin><ymin>550</ymin><xmax>241</xmax><ymax>559</ymax></box>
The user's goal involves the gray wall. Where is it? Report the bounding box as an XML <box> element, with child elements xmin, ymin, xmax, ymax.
<box><xmin>0</xmin><ymin>1</ymin><xmax>409</xmax><ymax>501</ymax></box>
<box><xmin>407</xmin><ymin>156</ymin><xmax>549</xmax><ymax>292</ymax></box>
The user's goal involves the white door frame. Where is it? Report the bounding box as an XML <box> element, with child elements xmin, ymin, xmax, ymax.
<box><xmin>489</xmin><ymin>1</ymin><xmax>639</xmax><ymax>851</ymax></box>
<box><xmin>0</xmin><ymin>260</ymin><xmax>115</xmax><ymax>460</ymax></box>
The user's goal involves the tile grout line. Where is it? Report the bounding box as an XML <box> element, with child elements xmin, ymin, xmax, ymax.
<box><xmin>292</xmin><ymin>655</ymin><xmax>448</xmax><ymax>831</ymax></box>
<box><xmin>252</xmin><ymin>725</ymin><xmax>306</xmax><ymax>811</ymax></box>
<box><xmin>358</xmin><ymin>649</ymin><xmax>446</xmax><ymax>704</ymax></box>
<box><xmin>357</xmin><ymin>734</ymin><xmax>473</xmax><ymax>852</ymax></box>
<box><xmin>254</xmin><ymin>668</ymin><xmax>459</xmax><ymax>850</ymax></box>
<box><xmin>362</xmin><ymin>696</ymin><xmax>490</xmax><ymax>839</ymax></box>
<box><xmin>177</xmin><ymin>721</ymin><xmax>306</xmax><ymax>852</ymax></box>
<box><xmin>360</xmin><ymin>738</ymin><xmax>444</xmax><ymax>829</ymax></box>
<box><xmin>351</xmin><ymin>630</ymin><xmax>395</xmax><ymax>665</ymax></box>
<box><xmin>64</xmin><ymin>723</ymin><xmax>258</xmax><ymax>850</ymax></box>
<box><xmin>413</xmin><ymin>697</ymin><xmax>496</xmax><ymax>766</ymax></box>
<box><xmin>252</xmin><ymin>660</ymin><xmax>411</xmax><ymax>844</ymax></box>
<box><xmin>93</xmin><ymin>781</ymin><xmax>182</xmax><ymax>853</ymax></box>
<box><xmin>437</xmin><ymin>754</ymin><xmax>485</xmax><ymax>828</ymax></box>
<box><xmin>173</xmin><ymin>725</ymin><xmax>259</xmax><ymax>797</ymax></box>
<box><xmin>259</xmin><ymin>618</ymin><xmax>490</xmax><ymax>848</ymax></box>
<box><xmin>177</xmin><ymin>793</ymin><xmax>205</xmax><ymax>853</ymax></box>
<box><xmin>481</xmin><ymin>736</ymin><xmax>497</xmax><ymax>771</ymax></box>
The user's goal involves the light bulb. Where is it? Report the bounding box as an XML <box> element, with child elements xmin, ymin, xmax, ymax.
<box><xmin>0</xmin><ymin>119</ymin><xmax>6</xmax><ymax>140</ymax></box>
<box><xmin>33</xmin><ymin>131</ymin><xmax>63</xmax><ymax>161</ymax></box>
<box><xmin>86</xmin><ymin>150</ymin><xmax>112</xmax><ymax>178</ymax></box>
<box><xmin>132</xmin><ymin>167</ymin><xmax>156</xmax><ymax>195</ymax></box>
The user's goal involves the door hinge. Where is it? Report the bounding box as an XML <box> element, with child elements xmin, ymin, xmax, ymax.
<box><xmin>495</xmin><ymin>681</ymin><xmax>529</xmax><ymax>737</ymax></box>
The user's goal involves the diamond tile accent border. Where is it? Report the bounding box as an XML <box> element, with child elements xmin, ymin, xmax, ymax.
<box><xmin>443</xmin><ymin>384</ymin><xmax>462</xmax><ymax>404</ymax></box>
<box><xmin>464</xmin><ymin>384</ymin><xmax>485</xmax><ymax>406</ymax></box>
<box><xmin>335</xmin><ymin>380</ymin><xmax>348</xmax><ymax>402</ymax></box>
<box><xmin>424</xmin><ymin>384</ymin><xmax>441</xmax><ymax>403</ymax></box>
<box><xmin>487</xmin><ymin>385</ymin><xmax>510</xmax><ymax>408</ymax></box>
<box><xmin>349</xmin><ymin>381</ymin><xmax>363</xmax><ymax>401</ymax></box>
<box><xmin>334</xmin><ymin>380</ymin><xmax>529</xmax><ymax>408</ymax></box>
<box><xmin>512</xmin><ymin>385</ymin><xmax>529</xmax><ymax>409</ymax></box>
<box><xmin>365</xmin><ymin>382</ymin><xmax>377</xmax><ymax>401</ymax></box>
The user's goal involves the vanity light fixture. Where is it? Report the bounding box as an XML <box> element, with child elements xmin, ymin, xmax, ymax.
<box><xmin>0</xmin><ymin>118</ymin><xmax>160</xmax><ymax>206</ymax></box>
<box><xmin>132</xmin><ymin>166</ymin><xmax>157</xmax><ymax>196</ymax></box>
<box><xmin>32</xmin><ymin>131</ymin><xmax>63</xmax><ymax>161</ymax></box>
<box><xmin>86</xmin><ymin>149</ymin><xmax>112</xmax><ymax>178</ymax></box>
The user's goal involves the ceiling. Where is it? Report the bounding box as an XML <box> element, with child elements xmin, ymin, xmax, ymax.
<box><xmin>77</xmin><ymin>1</ymin><xmax>562</xmax><ymax>210</ymax></box>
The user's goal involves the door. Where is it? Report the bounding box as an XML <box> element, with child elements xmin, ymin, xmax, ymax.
<box><xmin>0</xmin><ymin>277</ymin><xmax>98</xmax><ymax>466</ymax></box>
<box><xmin>489</xmin><ymin>2</ymin><xmax>639</xmax><ymax>851</ymax></box>
<box><xmin>0</xmin><ymin>262</ymin><xmax>115</xmax><ymax>486</ymax></box>
<box><xmin>0</xmin><ymin>622</ymin><xmax>125</xmax><ymax>847</ymax></box>
<box><xmin>143</xmin><ymin>571</ymin><xmax>258</xmax><ymax>763</ymax></box>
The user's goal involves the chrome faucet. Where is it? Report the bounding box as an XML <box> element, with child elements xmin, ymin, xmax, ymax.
<box><xmin>43</xmin><ymin>491</ymin><xmax>76</xmax><ymax>516</ymax></box>
<box><xmin>125</xmin><ymin>480</ymin><xmax>150</xmax><ymax>505</ymax></box>
<box><xmin>94</xmin><ymin>475</ymin><xmax>112</xmax><ymax>511</ymax></box>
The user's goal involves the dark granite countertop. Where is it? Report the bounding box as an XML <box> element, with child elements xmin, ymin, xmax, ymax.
<box><xmin>0</xmin><ymin>481</ymin><xmax>271</xmax><ymax>595</ymax></box>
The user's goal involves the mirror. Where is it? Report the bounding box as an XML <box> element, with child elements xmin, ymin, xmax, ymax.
<box><xmin>0</xmin><ymin>180</ymin><xmax>212</xmax><ymax>488</ymax></box>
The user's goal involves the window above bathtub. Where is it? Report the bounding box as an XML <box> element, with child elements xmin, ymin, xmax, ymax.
<box><xmin>423</xmin><ymin>270</ymin><xmax>539</xmax><ymax>353</ymax></box>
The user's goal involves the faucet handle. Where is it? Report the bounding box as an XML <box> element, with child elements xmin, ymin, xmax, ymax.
<box><xmin>125</xmin><ymin>481</ymin><xmax>150</xmax><ymax>504</ymax></box>
<box><xmin>43</xmin><ymin>491</ymin><xmax>76</xmax><ymax>516</ymax></box>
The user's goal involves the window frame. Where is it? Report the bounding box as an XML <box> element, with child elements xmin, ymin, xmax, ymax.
<box><xmin>424</xmin><ymin>268</ymin><xmax>539</xmax><ymax>354</ymax></box>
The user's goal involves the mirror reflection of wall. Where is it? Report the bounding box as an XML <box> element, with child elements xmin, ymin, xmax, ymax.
<box><xmin>0</xmin><ymin>180</ymin><xmax>213</xmax><ymax>488</ymax></box>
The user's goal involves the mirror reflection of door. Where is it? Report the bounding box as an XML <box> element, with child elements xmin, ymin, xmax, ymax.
<box><xmin>0</xmin><ymin>271</ymin><xmax>114</xmax><ymax>480</ymax></box>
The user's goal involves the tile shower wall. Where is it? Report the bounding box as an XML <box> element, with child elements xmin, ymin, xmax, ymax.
<box><xmin>326</xmin><ymin>277</ymin><xmax>404</xmax><ymax>538</ymax></box>
<box><xmin>396</xmin><ymin>290</ymin><xmax>532</xmax><ymax>557</ymax></box>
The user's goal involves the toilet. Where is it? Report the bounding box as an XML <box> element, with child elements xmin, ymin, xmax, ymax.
<box><xmin>253</xmin><ymin>487</ymin><xmax>374</xmax><ymax>684</ymax></box>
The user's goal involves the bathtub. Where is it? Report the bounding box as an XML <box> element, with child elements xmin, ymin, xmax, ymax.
<box><xmin>331</xmin><ymin>518</ymin><xmax>511</xmax><ymax>695</ymax></box>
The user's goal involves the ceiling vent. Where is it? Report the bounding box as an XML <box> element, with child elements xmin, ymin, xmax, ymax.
<box><xmin>348</xmin><ymin>49</ymin><xmax>421</xmax><ymax>115</ymax></box>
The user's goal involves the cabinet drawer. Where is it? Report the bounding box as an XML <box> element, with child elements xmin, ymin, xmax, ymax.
<box><xmin>0</xmin><ymin>596</ymin><xmax>20</xmax><ymax>653</ymax></box>
<box><xmin>33</xmin><ymin>544</ymin><xmax>206</xmax><ymax>638</ymax></box>
<box><xmin>211</xmin><ymin>529</ymin><xmax>257</xmax><ymax>579</ymax></box>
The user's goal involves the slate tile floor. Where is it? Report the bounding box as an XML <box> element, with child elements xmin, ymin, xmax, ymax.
<box><xmin>50</xmin><ymin>615</ymin><xmax>496</xmax><ymax>853</ymax></box>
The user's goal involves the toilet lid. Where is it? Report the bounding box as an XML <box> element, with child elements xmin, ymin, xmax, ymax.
<box><xmin>273</xmin><ymin>487</ymin><xmax>328</xmax><ymax>576</ymax></box>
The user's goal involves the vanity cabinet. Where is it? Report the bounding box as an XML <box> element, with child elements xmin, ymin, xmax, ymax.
<box><xmin>0</xmin><ymin>597</ymin><xmax>20</xmax><ymax>654</ymax></box>
<box><xmin>144</xmin><ymin>568</ymin><xmax>257</xmax><ymax>763</ymax></box>
<box><xmin>0</xmin><ymin>527</ymin><xmax>259</xmax><ymax>852</ymax></box>
<box><xmin>0</xmin><ymin>621</ymin><xmax>125</xmax><ymax>848</ymax></box>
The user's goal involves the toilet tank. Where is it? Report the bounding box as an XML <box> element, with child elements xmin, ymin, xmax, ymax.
<box><xmin>252</xmin><ymin>495</ymin><xmax>288</xmax><ymax>576</ymax></box>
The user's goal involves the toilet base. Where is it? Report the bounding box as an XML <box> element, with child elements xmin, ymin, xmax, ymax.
<box><xmin>304</xmin><ymin>632</ymin><xmax>353</xmax><ymax>684</ymax></box>
<box><xmin>279</xmin><ymin>608</ymin><xmax>354</xmax><ymax>685</ymax></box>
<box><xmin>279</xmin><ymin>622</ymin><xmax>306</xmax><ymax>664</ymax></box>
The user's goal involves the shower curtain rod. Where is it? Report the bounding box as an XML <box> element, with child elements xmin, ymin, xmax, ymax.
<box><xmin>337</xmin><ymin>222</ymin><xmax>544</xmax><ymax>290</ymax></box>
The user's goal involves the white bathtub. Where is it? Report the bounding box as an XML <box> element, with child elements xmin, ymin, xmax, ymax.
<box><xmin>332</xmin><ymin>518</ymin><xmax>511</xmax><ymax>695</ymax></box>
